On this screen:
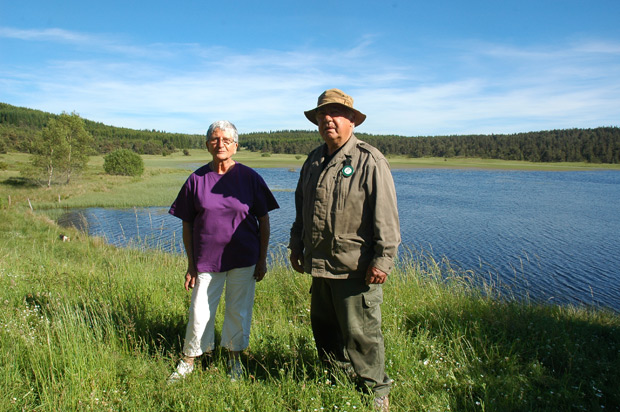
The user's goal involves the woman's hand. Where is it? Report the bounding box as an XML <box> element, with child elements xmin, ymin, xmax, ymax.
<box><xmin>254</xmin><ymin>260</ymin><xmax>267</xmax><ymax>282</ymax></box>
<box><xmin>184</xmin><ymin>267</ymin><xmax>197</xmax><ymax>290</ymax></box>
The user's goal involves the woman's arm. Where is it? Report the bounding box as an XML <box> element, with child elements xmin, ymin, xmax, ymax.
<box><xmin>182</xmin><ymin>220</ymin><xmax>197</xmax><ymax>290</ymax></box>
<box><xmin>254</xmin><ymin>214</ymin><xmax>270</xmax><ymax>281</ymax></box>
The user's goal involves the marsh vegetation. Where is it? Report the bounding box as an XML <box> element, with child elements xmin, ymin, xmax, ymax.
<box><xmin>1</xmin><ymin>151</ymin><xmax>619</xmax><ymax>411</ymax></box>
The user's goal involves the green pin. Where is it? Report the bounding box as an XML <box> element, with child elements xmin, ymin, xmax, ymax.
<box><xmin>342</xmin><ymin>164</ymin><xmax>354</xmax><ymax>177</ymax></box>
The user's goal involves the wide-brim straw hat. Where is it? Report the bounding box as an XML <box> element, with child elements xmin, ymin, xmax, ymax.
<box><xmin>304</xmin><ymin>88</ymin><xmax>366</xmax><ymax>126</ymax></box>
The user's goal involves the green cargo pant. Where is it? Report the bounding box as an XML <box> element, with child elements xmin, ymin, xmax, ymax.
<box><xmin>310</xmin><ymin>277</ymin><xmax>392</xmax><ymax>397</ymax></box>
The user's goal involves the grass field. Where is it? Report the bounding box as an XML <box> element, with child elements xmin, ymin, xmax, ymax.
<box><xmin>2</xmin><ymin>150</ymin><xmax>618</xmax><ymax>211</ymax></box>
<box><xmin>1</xmin><ymin>150</ymin><xmax>620</xmax><ymax>411</ymax></box>
<box><xmin>175</xmin><ymin>148</ymin><xmax>620</xmax><ymax>170</ymax></box>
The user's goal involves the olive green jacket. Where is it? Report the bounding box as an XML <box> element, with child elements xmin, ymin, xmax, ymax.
<box><xmin>289</xmin><ymin>134</ymin><xmax>401</xmax><ymax>279</ymax></box>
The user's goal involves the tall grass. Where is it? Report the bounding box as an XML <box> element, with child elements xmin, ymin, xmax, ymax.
<box><xmin>1</xmin><ymin>209</ymin><xmax>619</xmax><ymax>411</ymax></box>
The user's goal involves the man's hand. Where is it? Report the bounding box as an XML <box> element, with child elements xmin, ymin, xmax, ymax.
<box><xmin>289</xmin><ymin>249</ymin><xmax>305</xmax><ymax>273</ymax></box>
<box><xmin>365</xmin><ymin>266</ymin><xmax>388</xmax><ymax>285</ymax></box>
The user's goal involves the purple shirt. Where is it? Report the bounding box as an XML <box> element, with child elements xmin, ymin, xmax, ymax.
<box><xmin>169</xmin><ymin>163</ymin><xmax>279</xmax><ymax>272</ymax></box>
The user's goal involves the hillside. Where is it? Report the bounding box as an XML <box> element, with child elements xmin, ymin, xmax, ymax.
<box><xmin>1</xmin><ymin>102</ymin><xmax>619</xmax><ymax>163</ymax></box>
<box><xmin>0</xmin><ymin>103</ymin><xmax>204</xmax><ymax>155</ymax></box>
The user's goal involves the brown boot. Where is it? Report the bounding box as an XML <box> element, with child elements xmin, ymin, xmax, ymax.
<box><xmin>374</xmin><ymin>394</ymin><xmax>389</xmax><ymax>411</ymax></box>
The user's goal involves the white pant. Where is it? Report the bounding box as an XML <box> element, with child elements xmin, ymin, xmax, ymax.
<box><xmin>183</xmin><ymin>265</ymin><xmax>256</xmax><ymax>356</ymax></box>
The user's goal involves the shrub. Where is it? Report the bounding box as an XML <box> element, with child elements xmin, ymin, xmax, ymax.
<box><xmin>103</xmin><ymin>149</ymin><xmax>144</xmax><ymax>176</ymax></box>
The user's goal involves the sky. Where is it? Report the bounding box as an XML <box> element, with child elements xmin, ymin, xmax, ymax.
<box><xmin>1</xmin><ymin>0</ymin><xmax>619</xmax><ymax>137</ymax></box>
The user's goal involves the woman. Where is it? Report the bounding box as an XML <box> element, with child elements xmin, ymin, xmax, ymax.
<box><xmin>168</xmin><ymin>120</ymin><xmax>279</xmax><ymax>382</ymax></box>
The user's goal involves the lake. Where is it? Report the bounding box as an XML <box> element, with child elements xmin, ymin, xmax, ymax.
<box><xmin>58</xmin><ymin>168</ymin><xmax>620</xmax><ymax>312</ymax></box>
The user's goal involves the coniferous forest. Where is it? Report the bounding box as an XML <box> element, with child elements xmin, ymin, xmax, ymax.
<box><xmin>1</xmin><ymin>102</ymin><xmax>619</xmax><ymax>163</ymax></box>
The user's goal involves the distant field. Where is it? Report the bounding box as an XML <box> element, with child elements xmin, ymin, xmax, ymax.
<box><xmin>385</xmin><ymin>156</ymin><xmax>620</xmax><ymax>171</ymax></box>
<box><xmin>2</xmin><ymin>149</ymin><xmax>618</xmax><ymax>211</ymax></box>
<box><xmin>138</xmin><ymin>148</ymin><xmax>620</xmax><ymax>171</ymax></box>
<box><xmin>4</xmin><ymin>149</ymin><xmax>619</xmax><ymax>173</ymax></box>
<box><xmin>142</xmin><ymin>149</ymin><xmax>306</xmax><ymax>169</ymax></box>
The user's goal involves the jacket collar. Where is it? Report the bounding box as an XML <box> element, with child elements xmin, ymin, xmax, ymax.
<box><xmin>322</xmin><ymin>133</ymin><xmax>358</xmax><ymax>165</ymax></box>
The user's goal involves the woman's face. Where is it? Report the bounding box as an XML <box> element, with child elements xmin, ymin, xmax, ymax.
<box><xmin>206</xmin><ymin>128</ymin><xmax>238</xmax><ymax>162</ymax></box>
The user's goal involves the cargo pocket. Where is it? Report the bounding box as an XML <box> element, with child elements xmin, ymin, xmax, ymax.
<box><xmin>362</xmin><ymin>285</ymin><xmax>383</xmax><ymax>334</ymax></box>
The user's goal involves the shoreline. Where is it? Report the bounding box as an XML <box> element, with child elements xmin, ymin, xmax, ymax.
<box><xmin>179</xmin><ymin>150</ymin><xmax>620</xmax><ymax>172</ymax></box>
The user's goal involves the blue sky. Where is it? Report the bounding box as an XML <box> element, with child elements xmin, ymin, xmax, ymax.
<box><xmin>1</xmin><ymin>0</ymin><xmax>619</xmax><ymax>136</ymax></box>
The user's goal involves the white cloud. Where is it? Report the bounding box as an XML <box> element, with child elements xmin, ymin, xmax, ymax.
<box><xmin>1</xmin><ymin>26</ymin><xmax>619</xmax><ymax>135</ymax></box>
<box><xmin>0</xmin><ymin>27</ymin><xmax>90</xmax><ymax>42</ymax></box>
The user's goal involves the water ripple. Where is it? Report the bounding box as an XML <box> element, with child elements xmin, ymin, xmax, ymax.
<box><xmin>58</xmin><ymin>168</ymin><xmax>620</xmax><ymax>312</ymax></box>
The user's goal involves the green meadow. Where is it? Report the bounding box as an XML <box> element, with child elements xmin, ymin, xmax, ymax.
<box><xmin>4</xmin><ymin>149</ymin><xmax>619</xmax><ymax>210</ymax></box>
<box><xmin>1</xmin><ymin>151</ymin><xmax>619</xmax><ymax>411</ymax></box>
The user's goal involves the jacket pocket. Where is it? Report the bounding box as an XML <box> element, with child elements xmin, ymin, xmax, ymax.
<box><xmin>335</xmin><ymin>172</ymin><xmax>349</xmax><ymax>211</ymax></box>
<box><xmin>331</xmin><ymin>234</ymin><xmax>366</xmax><ymax>272</ymax></box>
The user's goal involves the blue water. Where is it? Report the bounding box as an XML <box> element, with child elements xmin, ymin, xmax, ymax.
<box><xmin>58</xmin><ymin>168</ymin><xmax>620</xmax><ymax>312</ymax></box>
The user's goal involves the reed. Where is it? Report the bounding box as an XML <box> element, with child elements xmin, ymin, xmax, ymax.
<box><xmin>2</xmin><ymin>154</ymin><xmax>620</xmax><ymax>410</ymax></box>
<box><xmin>1</xmin><ymin>209</ymin><xmax>619</xmax><ymax>411</ymax></box>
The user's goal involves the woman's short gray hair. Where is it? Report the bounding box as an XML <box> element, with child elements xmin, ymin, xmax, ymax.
<box><xmin>206</xmin><ymin>120</ymin><xmax>239</xmax><ymax>143</ymax></box>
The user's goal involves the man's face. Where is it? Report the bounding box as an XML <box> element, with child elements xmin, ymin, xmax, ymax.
<box><xmin>315</xmin><ymin>104</ymin><xmax>355</xmax><ymax>153</ymax></box>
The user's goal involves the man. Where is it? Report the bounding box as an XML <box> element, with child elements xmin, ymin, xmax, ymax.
<box><xmin>289</xmin><ymin>89</ymin><xmax>400</xmax><ymax>411</ymax></box>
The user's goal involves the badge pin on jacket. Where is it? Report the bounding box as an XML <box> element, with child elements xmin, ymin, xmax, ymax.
<box><xmin>342</xmin><ymin>157</ymin><xmax>354</xmax><ymax>177</ymax></box>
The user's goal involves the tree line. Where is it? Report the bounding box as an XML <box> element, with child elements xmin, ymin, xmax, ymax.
<box><xmin>1</xmin><ymin>102</ymin><xmax>619</xmax><ymax>163</ymax></box>
<box><xmin>0</xmin><ymin>103</ymin><xmax>204</xmax><ymax>155</ymax></box>
<box><xmin>236</xmin><ymin>128</ymin><xmax>620</xmax><ymax>163</ymax></box>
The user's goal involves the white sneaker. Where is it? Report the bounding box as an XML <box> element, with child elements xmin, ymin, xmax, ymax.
<box><xmin>228</xmin><ymin>358</ymin><xmax>244</xmax><ymax>381</ymax></box>
<box><xmin>374</xmin><ymin>395</ymin><xmax>389</xmax><ymax>412</ymax></box>
<box><xmin>167</xmin><ymin>359</ymin><xmax>194</xmax><ymax>384</ymax></box>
